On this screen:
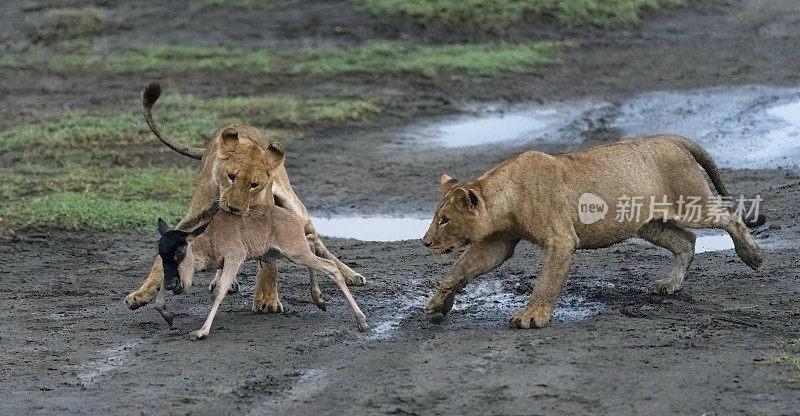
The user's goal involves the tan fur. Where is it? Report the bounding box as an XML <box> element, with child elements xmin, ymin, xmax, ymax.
<box><xmin>173</xmin><ymin>206</ymin><xmax>369</xmax><ymax>340</ymax></box>
<box><xmin>423</xmin><ymin>135</ymin><xmax>764</xmax><ymax>329</ymax></box>
<box><xmin>126</xmin><ymin>85</ymin><xmax>365</xmax><ymax>315</ymax></box>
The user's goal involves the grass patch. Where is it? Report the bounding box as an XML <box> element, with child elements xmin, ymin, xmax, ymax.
<box><xmin>4</xmin><ymin>41</ymin><xmax>560</xmax><ymax>77</ymax></box>
<box><xmin>284</xmin><ymin>41</ymin><xmax>558</xmax><ymax>76</ymax></box>
<box><xmin>0</xmin><ymin>166</ymin><xmax>197</xmax><ymax>200</ymax></box>
<box><xmin>353</xmin><ymin>0</ymin><xmax>687</xmax><ymax>31</ymax></box>
<box><xmin>0</xmin><ymin>166</ymin><xmax>197</xmax><ymax>230</ymax></box>
<box><xmin>204</xmin><ymin>0</ymin><xmax>275</xmax><ymax>6</ymax></box>
<box><xmin>4</xmin><ymin>193</ymin><xmax>186</xmax><ymax>230</ymax></box>
<box><xmin>774</xmin><ymin>338</ymin><xmax>800</xmax><ymax>370</ymax></box>
<box><xmin>0</xmin><ymin>54</ymin><xmax>25</xmax><ymax>69</ymax></box>
<box><xmin>0</xmin><ymin>94</ymin><xmax>380</xmax><ymax>158</ymax></box>
<box><xmin>37</xmin><ymin>8</ymin><xmax>110</xmax><ymax>40</ymax></box>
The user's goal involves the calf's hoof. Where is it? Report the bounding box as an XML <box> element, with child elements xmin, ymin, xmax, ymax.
<box><xmin>357</xmin><ymin>316</ymin><xmax>370</xmax><ymax>332</ymax></box>
<box><xmin>344</xmin><ymin>272</ymin><xmax>366</xmax><ymax>286</ymax></box>
<box><xmin>189</xmin><ymin>330</ymin><xmax>208</xmax><ymax>341</ymax></box>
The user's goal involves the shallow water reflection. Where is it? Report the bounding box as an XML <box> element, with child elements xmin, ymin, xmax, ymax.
<box><xmin>312</xmin><ymin>216</ymin><xmax>738</xmax><ymax>254</ymax></box>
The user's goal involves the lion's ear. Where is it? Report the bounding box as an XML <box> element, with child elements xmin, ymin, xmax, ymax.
<box><xmin>221</xmin><ymin>127</ymin><xmax>239</xmax><ymax>142</ymax></box>
<box><xmin>440</xmin><ymin>173</ymin><xmax>458</xmax><ymax>196</ymax></box>
<box><xmin>260</xmin><ymin>141</ymin><xmax>285</xmax><ymax>167</ymax></box>
<box><xmin>219</xmin><ymin>127</ymin><xmax>239</xmax><ymax>152</ymax></box>
<box><xmin>453</xmin><ymin>187</ymin><xmax>481</xmax><ymax>211</ymax></box>
<box><xmin>267</xmin><ymin>141</ymin><xmax>285</xmax><ymax>161</ymax></box>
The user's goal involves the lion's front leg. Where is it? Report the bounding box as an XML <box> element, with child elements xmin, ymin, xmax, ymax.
<box><xmin>426</xmin><ymin>238</ymin><xmax>520</xmax><ymax>323</ymax></box>
<box><xmin>509</xmin><ymin>241</ymin><xmax>575</xmax><ymax>329</ymax></box>
<box><xmin>124</xmin><ymin>257</ymin><xmax>163</xmax><ymax>309</ymax></box>
<box><xmin>252</xmin><ymin>260</ymin><xmax>284</xmax><ymax>313</ymax></box>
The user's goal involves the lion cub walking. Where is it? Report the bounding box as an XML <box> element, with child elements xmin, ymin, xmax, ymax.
<box><xmin>422</xmin><ymin>135</ymin><xmax>764</xmax><ymax>329</ymax></box>
<box><xmin>157</xmin><ymin>203</ymin><xmax>369</xmax><ymax>340</ymax></box>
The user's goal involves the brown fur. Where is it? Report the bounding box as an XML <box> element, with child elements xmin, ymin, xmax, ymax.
<box><xmin>422</xmin><ymin>135</ymin><xmax>764</xmax><ymax>329</ymax></box>
<box><xmin>125</xmin><ymin>83</ymin><xmax>365</xmax><ymax>316</ymax></box>
<box><xmin>168</xmin><ymin>206</ymin><xmax>369</xmax><ymax>340</ymax></box>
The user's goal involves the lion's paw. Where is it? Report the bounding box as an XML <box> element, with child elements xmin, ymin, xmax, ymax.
<box><xmin>649</xmin><ymin>278</ymin><xmax>682</xmax><ymax>295</ymax></box>
<box><xmin>425</xmin><ymin>292</ymin><xmax>456</xmax><ymax>324</ymax></box>
<box><xmin>124</xmin><ymin>290</ymin><xmax>156</xmax><ymax>310</ymax></box>
<box><xmin>509</xmin><ymin>308</ymin><xmax>551</xmax><ymax>329</ymax></box>
<box><xmin>253</xmin><ymin>293</ymin><xmax>284</xmax><ymax>314</ymax></box>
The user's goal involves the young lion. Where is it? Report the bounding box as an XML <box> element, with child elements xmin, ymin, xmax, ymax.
<box><xmin>157</xmin><ymin>203</ymin><xmax>369</xmax><ymax>340</ymax></box>
<box><xmin>422</xmin><ymin>135</ymin><xmax>764</xmax><ymax>329</ymax></box>
<box><xmin>125</xmin><ymin>83</ymin><xmax>365</xmax><ymax>319</ymax></box>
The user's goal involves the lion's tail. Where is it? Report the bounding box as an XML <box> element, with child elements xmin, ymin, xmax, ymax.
<box><xmin>142</xmin><ymin>82</ymin><xmax>205</xmax><ymax>160</ymax></box>
<box><xmin>676</xmin><ymin>137</ymin><xmax>765</xmax><ymax>228</ymax></box>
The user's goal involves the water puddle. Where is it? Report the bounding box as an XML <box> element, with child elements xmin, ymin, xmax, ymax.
<box><xmin>410</xmin><ymin>100</ymin><xmax>598</xmax><ymax>148</ymax></box>
<box><xmin>407</xmin><ymin>86</ymin><xmax>799</xmax><ymax>166</ymax></box>
<box><xmin>434</xmin><ymin>111</ymin><xmax>553</xmax><ymax>147</ymax></box>
<box><xmin>452</xmin><ymin>279</ymin><xmax>604</xmax><ymax>323</ymax></box>
<box><xmin>611</xmin><ymin>86</ymin><xmax>800</xmax><ymax>169</ymax></box>
<box><xmin>553</xmin><ymin>295</ymin><xmax>604</xmax><ymax>322</ymax></box>
<box><xmin>311</xmin><ymin>216</ymin><xmax>740</xmax><ymax>256</ymax></box>
<box><xmin>310</xmin><ymin>216</ymin><xmax>430</xmax><ymax>241</ymax></box>
<box><xmin>695</xmin><ymin>234</ymin><xmax>734</xmax><ymax>253</ymax></box>
<box><xmin>369</xmin><ymin>292</ymin><xmax>428</xmax><ymax>340</ymax></box>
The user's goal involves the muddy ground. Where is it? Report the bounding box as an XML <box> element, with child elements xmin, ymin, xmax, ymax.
<box><xmin>2</xmin><ymin>0</ymin><xmax>800</xmax><ymax>414</ymax></box>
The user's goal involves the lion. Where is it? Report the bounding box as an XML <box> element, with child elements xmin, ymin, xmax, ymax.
<box><xmin>124</xmin><ymin>83</ymin><xmax>365</xmax><ymax>316</ymax></box>
<box><xmin>422</xmin><ymin>135</ymin><xmax>765</xmax><ymax>329</ymax></box>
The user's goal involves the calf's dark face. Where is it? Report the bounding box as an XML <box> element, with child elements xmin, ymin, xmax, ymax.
<box><xmin>157</xmin><ymin>218</ymin><xmax>207</xmax><ymax>294</ymax></box>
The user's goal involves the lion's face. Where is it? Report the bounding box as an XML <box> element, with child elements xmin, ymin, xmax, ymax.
<box><xmin>212</xmin><ymin>127</ymin><xmax>285</xmax><ymax>215</ymax></box>
<box><xmin>422</xmin><ymin>174</ymin><xmax>487</xmax><ymax>255</ymax></box>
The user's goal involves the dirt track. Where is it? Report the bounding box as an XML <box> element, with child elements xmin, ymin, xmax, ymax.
<box><xmin>2</xmin><ymin>0</ymin><xmax>800</xmax><ymax>414</ymax></box>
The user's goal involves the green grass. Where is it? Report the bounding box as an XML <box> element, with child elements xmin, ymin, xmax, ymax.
<box><xmin>4</xmin><ymin>193</ymin><xmax>186</xmax><ymax>230</ymax></box>
<box><xmin>204</xmin><ymin>0</ymin><xmax>280</xmax><ymax>5</ymax></box>
<box><xmin>4</xmin><ymin>41</ymin><xmax>560</xmax><ymax>77</ymax></box>
<box><xmin>37</xmin><ymin>8</ymin><xmax>109</xmax><ymax>40</ymax></box>
<box><xmin>0</xmin><ymin>94</ymin><xmax>380</xmax><ymax>157</ymax></box>
<box><xmin>781</xmin><ymin>338</ymin><xmax>800</xmax><ymax>370</ymax></box>
<box><xmin>0</xmin><ymin>166</ymin><xmax>196</xmax><ymax>199</ymax></box>
<box><xmin>284</xmin><ymin>41</ymin><xmax>558</xmax><ymax>77</ymax></box>
<box><xmin>0</xmin><ymin>54</ymin><xmax>25</xmax><ymax>69</ymax></box>
<box><xmin>353</xmin><ymin>0</ymin><xmax>687</xmax><ymax>31</ymax></box>
<box><xmin>0</xmin><ymin>166</ymin><xmax>197</xmax><ymax>230</ymax></box>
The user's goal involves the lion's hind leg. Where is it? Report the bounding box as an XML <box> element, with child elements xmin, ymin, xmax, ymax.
<box><xmin>675</xmin><ymin>211</ymin><xmax>763</xmax><ymax>270</ymax></box>
<box><xmin>638</xmin><ymin>220</ymin><xmax>695</xmax><ymax>295</ymax></box>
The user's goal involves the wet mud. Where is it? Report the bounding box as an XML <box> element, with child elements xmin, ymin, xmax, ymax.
<box><xmin>2</xmin><ymin>0</ymin><xmax>800</xmax><ymax>414</ymax></box>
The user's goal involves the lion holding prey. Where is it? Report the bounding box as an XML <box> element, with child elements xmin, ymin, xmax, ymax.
<box><xmin>125</xmin><ymin>83</ymin><xmax>365</xmax><ymax>320</ymax></box>
<box><xmin>422</xmin><ymin>135</ymin><xmax>764</xmax><ymax>329</ymax></box>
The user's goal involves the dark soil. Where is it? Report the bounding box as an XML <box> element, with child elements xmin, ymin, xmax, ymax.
<box><xmin>1</xmin><ymin>0</ymin><xmax>799</xmax><ymax>414</ymax></box>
